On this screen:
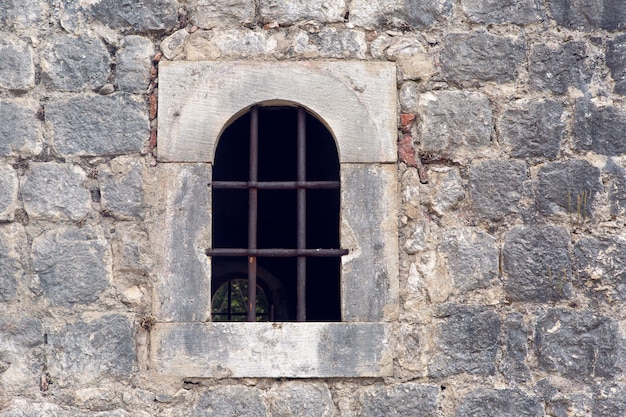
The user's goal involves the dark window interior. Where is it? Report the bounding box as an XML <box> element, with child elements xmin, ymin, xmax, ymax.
<box><xmin>211</xmin><ymin>106</ymin><xmax>342</xmax><ymax>321</ymax></box>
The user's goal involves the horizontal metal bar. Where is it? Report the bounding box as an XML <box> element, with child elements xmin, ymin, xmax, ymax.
<box><xmin>206</xmin><ymin>248</ymin><xmax>349</xmax><ymax>257</ymax></box>
<box><xmin>212</xmin><ymin>181</ymin><xmax>340</xmax><ymax>190</ymax></box>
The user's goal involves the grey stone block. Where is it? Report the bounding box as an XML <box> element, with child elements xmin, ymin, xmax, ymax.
<box><xmin>0</xmin><ymin>317</ymin><xmax>44</xmax><ymax>394</ymax></box>
<box><xmin>606</xmin><ymin>160</ymin><xmax>626</xmax><ymax>215</ymax></box>
<box><xmin>194</xmin><ymin>386</ymin><xmax>267</xmax><ymax>417</ymax></box>
<box><xmin>530</xmin><ymin>42</ymin><xmax>591</xmax><ymax>94</ymax></box>
<box><xmin>0</xmin><ymin>224</ymin><xmax>27</xmax><ymax>302</ymax></box>
<box><xmin>32</xmin><ymin>227</ymin><xmax>110</xmax><ymax>306</ymax></box>
<box><xmin>0</xmin><ymin>0</ymin><xmax>48</xmax><ymax>27</ymax></box>
<box><xmin>189</xmin><ymin>0</ymin><xmax>255</xmax><ymax>29</ymax></box>
<box><xmin>440</xmin><ymin>227</ymin><xmax>498</xmax><ymax>292</ymax></box>
<box><xmin>455</xmin><ymin>389</ymin><xmax>543</xmax><ymax>417</ymax></box>
<box><xmin>429</xmin><ymin>305</ymin><xmax>500</xmax><ymax>377</ymax></box>
<box><xmin>499</xmin><ymin>99</ymin><xmax>565</xmax><ymax>158</ymax></box>
<box><xmin>461</xmin><ymin>0</ymin><xmax>542</xmax><ymax>24</ymax></box>
<box><xmin>316</xmin><ymin>28</ymin><xmax>367</xmax><ymax>59</ymax></box>
<box><xmin>441</xmin><ymin>32</ymin><xmax>525</xmax><ymax>86</ymax></box>
<box><xmin>417</xmin><ymin>91</ymin><xmax>492</xmax><ymax>154</ymax></box>
<box><xmin>116</xmin><ymin>36</ymin><xmax>154</xmax><ymax>94</ymax></box>
<box><xmin>399</xmin><ymin>81</ymin><xmax>418</xmax><ymax>113</ymax></box>
<box><xmin>259</xmin><ymin>0</ymin><xmax>346</xmax><ymax>25</ymax></box>
<box><xmin>574</xmin><ymin>98</ymin><xmax>626</xmax><ymax>156</ymax></box>
<box><xmin>574</xmin><ymin>236</ymin><xmax>626</xmax><ymax>302</ymax></box>
<box><xmin>267</xmin><ymin>382</ymin><xmax>334</xmax><ymax>417</ymax></box>
<box><xmin>503</xmin><ymin>226</ymin><xmax>572</xmax><ymax>302</ymax></box>
<box><xmin>469</xmin><ymin>160</ymin><xmax>526</xmax><ymax>220</ymax></box>
<box><xmin>501</xmin><ymin>313</ymin><xmax>531</xmax><ymax>383</ymax></box>
<box><xmin>0</xmin><ymin>34</ymin><xmax>35</xmax><ymax>92</ymax></box>
<box><xmin>112</xmin><ymin>223</ymin><xmax>151</xmax><ymax>274</ymax></box>
<box><xmin>99</xmin><ymin>156</ymin><xmax>145</xmax><ymax>220</ymax></box>
<box><xmin>0</xmin><ymin>165</ymin><xmax>18</xmax><ymax>221</ymax></box>
<box><xmin>594</xmin><ymin>384</ymin><xmax>626</xmax><ymax>417</ymax></box>
<box><xmin>350</xmin><ymin>0</ymin><xmax>452</xmax><ymax>30</ymax></box>
<box><xmin>21</xmin><ymin>163</ymin><xmax>91</xmax><ymax>221</ymax></box>
<box><xmin>549</xmin><ymin>0</ymin><xmax>626</xmax><ymax>31</ymax></box>
<box><xmin>537</xmin><ymin>160</ymin><xmax>602</xmax><ymax>217</ymax></box>
<box><xmin>73</xmin><ymin>0</ymin><xmax>179</xmax><ymax>32</ymax></box>
<box><xmin>0</xmin><ymin>400</ymin><xmax>131</xmax><ymax>417</ymax></box>
<box><xmin>356</xmin><ymin>383</ymin><xmax>439</xmax><ymax>417</ymax></box>
<box><xmin>0</xmin><ymin>100</ymin><xmax>41</xmax><ymax>157</ymax></box>
<box><xmin>47</xmin><ymin>94</ymin><xmax>148</xmax><ymax>156</ymax></box>
<box><xmin>41</xmin><ymin>35</ymin><xmax>110</xmax><ymax>92</ymax></box>
<box><xmin>49</xmin><ymin>315</ymin><xmax>135</xmax><ymax>384</ymax></box>
<box><xmin>535</xmin><ymin>309</ymin><xmax>619</xmax><ymax>379</ymax></box>
<box><xmin>607</xmin><ymin>35</ymin><xmax>626</xmax><ymax>95</ymax></box>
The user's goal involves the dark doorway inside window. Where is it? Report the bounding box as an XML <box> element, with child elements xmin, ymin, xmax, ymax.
<box><xmin>209</xmin><ymin>105</ymin><xmax>344</xmax><ymax>322</ymax></box>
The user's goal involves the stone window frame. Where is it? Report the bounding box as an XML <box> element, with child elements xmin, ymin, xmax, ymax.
<box><xmin>150</xmin><ymin>61</ymin><xmax>398</xmax><ymax>378</ymax></box>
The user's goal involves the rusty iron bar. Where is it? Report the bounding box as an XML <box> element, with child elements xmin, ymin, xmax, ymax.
<box><xmin>247</xmin><ymin>106</ymin><xmax>259</xmax><ymax>322</ymax></box>
<box><xmin>211</xmin><ymin>180</ymin><xmax>340</xmax><ymax>189</ymax></box>
<box><xmin>206</xmin><ymin>248</ymin><xmax>349</xmax><ymax>257</ymax></box>
<box><xmin>297</xmin><ymin>106</ymin><xmax>307</xmax><ymax>322</ymax></box>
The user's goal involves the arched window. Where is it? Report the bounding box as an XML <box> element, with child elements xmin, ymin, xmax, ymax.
<box><xmin>208</xmin><ymin>105</ymin><xmax>345</xmax><ymax>322</ymax></box>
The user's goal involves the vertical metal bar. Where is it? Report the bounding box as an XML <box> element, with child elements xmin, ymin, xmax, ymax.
<box><xmin>296</xmin><ymin>107</ymin><xmax>306</xmax><ymax>322</ymax></box>
<box><xmin>248</xmin><ymin>106</ymin><xmax>258</xmax><ymax>322</ymax></box>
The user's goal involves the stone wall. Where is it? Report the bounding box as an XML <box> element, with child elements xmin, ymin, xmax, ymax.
<box><xmin>1</xmin><ymin>0</ymin><xmax>626</xmax><ymax>416</ymax></box>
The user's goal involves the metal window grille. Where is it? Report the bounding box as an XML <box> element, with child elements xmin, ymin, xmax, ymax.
<box><xmin>206</xmin><ymin>106</ymin><xmax>348</xmax><ymax>322</ymax></box>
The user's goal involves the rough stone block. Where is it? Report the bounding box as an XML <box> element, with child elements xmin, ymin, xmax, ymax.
<box><xmin>355</xmin><ymin>383</ymin><xmax>439</xmax><ymax>417</ymax></box>
<box><xmin>441</xmin><ymin>32</ymin><xmax>525</xmax><ymax>86</ymax></box>
<box><xmin>0</xmin><ymin>34</ymin><xmax>35</xmax><ymax>92</ymax></box>
<box><xmin>417</xmin><ymin>90</ymin><xmax>492</xmax><ymax>154</ymax></box>
<box><xmin>99</xmin><ymin>156</ymin><xmax>145</xmax><ymax>220</ymax></box>
<box><xmin>461</xmin><ymin>0</ymin><xmax>542</xmax><ymax>24</ymax></box>
<box><xmin>47</xmin><ymin>94</ymin><xmax>148</xmax><ymax>156</ymax></box>
<box><xmin>606</xmin><ymin>160</ymin><xmax>626</xmax><ymax>215</ymax></box>
<box><xmin>0</xmin><ymin>224</ymin><xmax>27</xmax><ymax>302</ymax></box>
<box><xmin>0</xmin><ymin>165</ymin><xmax>18</xmax><ymax>221</ymax></box>
<box><xmin>116</xmin><ymin>36</ymin><xmax>154</xmax><ymax>94</ymax></box>
<box><xmin>469</xmin><ymin>160</ymin><xmax>526</xmax><ymax>220</ymax></box>
<box><xmin>341</xmin><ymin>164</ymin><xmax>398</xmax><ymax>322</ymax></box>
<box><xmin>574</xmin><ymin>236</ymin><xmax>626</xmax><ymax>302</ymax></box>
<box><xmin>0</xmin><ymin>0</ymin><xmax>48</xmax><ymax>27</ymax></box>
<box><xmin>349</xmin><ymin>0</ymin><xmax>452</xmax><ymax>30</ymax></box>
<box><xmin>0</xmin><ymin>400</ymin><xmax>132</xmax><ymax>417</ymax></box>
<box><xmin>153</xmin><ymin>322</ymin><xmax>391</xmax><ymax>378</ymax></box>
<box><xmin>150</xmin><ymin>164</ymin><xmax>211</xmax><ymax>322</ymax></box>
<box><xmin>21</xmin><ymin>163</ymin><xmax>91</xmax><ymax>221</ymax></box>
<box><xmin>535</xmin><ymin>309</ymin><xmax>619</xmax><ymax>379</ymax></box>
<box><xmin>499</xmin><ymin>99</ymin><xmax>565</xmax><ymax>158</ymax></box>
<box><xmin>549</xmin><ymin>0</ymin><xmax>626</xmax><ymax>31</ymax></box>
<box><xmin>399</xmin><ymin>81</ymin><xmax>419</xmax><ymax>112</ymax></box>
<box><xmin>112</xmin><ymin>223</ymin><xmax>151</xmax><ymax>274</ymax></box>
<box><xmin>537</xmin><ymin>160</ymin><xmax>602</xmax><ymax>217</ymax></box>
<box><xmin>189</xmin><ymin>0</ymin><xmax>255</xmax><ymax>29</ymax></box>
<box><xmin>259</xmin><ymin>0</ymin><xmax>346</xmax><ymax>25</ymax></box>
<box><xmin>0</xmin><ymin>100</ymin><xmax>41</xmax><ymax>156</ymax></box>
<box><xmin>49</xmin><ymin>315</ymin><xmax>135</xmax><ymax>385</ymax></box>
<box><xmin>266</xmin><ymin>382</ymin><xmax>334</xmax><ymax>417</ymax></box>
<box><xmin>429</xmin><ymin>305</ymin><xmax>500</xmax><ymax>377</ymax></box>
<box><xmin>607</xmin><ymin>35</ymin><xmax>626</xmax><ymax>95</ymax></box>
<box><xmin>501</xmin><ymin>313</ymin><xmax>531</xmax><ymax>383</ymax></box>
<box><xmin>455</xmin><ymin>389</ymin><xmax>543</xmax><ymax>417</ymax></box>
<box><xmin>529</xmin><ymin>41</ymin><xmax>591</xmax><ymax>94</ymax></box>
<box><xmin>432</xmin><ymin>168</ymin><xmax>465</xmax><ymax>215</ymax></box>
<box><xmin>316</xmin><ymin>28</ymin><xmax>367</xmax><ymax>59</ymax></box>
<box><xmin>440</xmin><ymin>227</ymin><xmax>498</xmax><ymax>292</ymax></box>
<box><xmin>32</xmin><ymin>227</ymin><xmax>110</xmax><ymax>306</ymax></box>
<box><xmin>41</xmin><ymin>35</ymin><xmax>110</xmax><ymax>92</ymax></box>
<box><xmin>0</xmin><ymin>317</ymin><xmax>44</xmax><ymax>394</ymax></box>
<box><xmin>503</xmin><ymin>226</ymin><xmax>572</xmax><ymax>302</ymax></box>
<box><xmin>594</xmin><ymin>384</ymin><xmax>626</xmax><ymax>417</ymax></box>
<box><xmin>195</xmin><ymin>386</ymin><xmax>267</xmax><ymax>417</ymax></box>
<box><xmin>573</xmin><ymin>98</ymin><xmax>626</xmax><ymax>156</ymax></box>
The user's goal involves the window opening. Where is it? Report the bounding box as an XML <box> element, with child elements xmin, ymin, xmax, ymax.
<box><xmin>207</xmin><ymin>105</ymin><xmax>347</xmax><ymax>322</ymax></box>
<box><xmin>211</xmin><ymin>279</ymin><xmax>271</xmax><ymax>322</ymax></box>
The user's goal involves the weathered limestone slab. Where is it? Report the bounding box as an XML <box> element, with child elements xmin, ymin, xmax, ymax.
<box><xmin>454</xmin><ymin>389</ymin><xmax>543</xmax><ymax>417</ymax></box>
<box><xmin>535</xmin><ymin>309</ymin><xmax>619</xmax><ymax>379</ymax></box>
<box><xmin>0</xmin><ymin>165</ymin><xmax>18</xmax><ymax>221</ymax></box>
<box><xmin>0</xmin><ymin>100</ymin><xmax>41</xmax><ymax>156</ymax></box>
<box><xmin>0</xmin><ymin>33</ymin><xmax>35</xmax><ymax>92</ymax></box>
<box><xmin>461</xmin><ymin>0</ymin><xmax>543</xmax><ymax>24</ymax></box>
<box><xmin>21</xmin><ymin>163</ymin><xmax>91</xmax><ymax>221</ymax></box>
<box><xmin>152</xmin><ymin>322</ymin><xmax>391</xmax><ymax>378</ymax></box>
<box><xmin>355</xmin><ymin>383</ymin><xmax>439</xmax><ymax>417</ymax></box>
<box><xmin>189</xmin><ymin>0</ymin><xmax>255</xmax><ymax>29</ymax></box>
<box><xmin>47</xmin><ymin>94</ymin><xmax>148</xmax><ymax>157</ymax></box>
<box><xmin>149</xmin><ymin>163</ymin><xmax>211</xmax><ymax>322</ymax></box>
<box><xmin>341</xmin><ymin>164</ymin><xmax>398</xmax><ymax>322</ymax></box>
<box><xmin>259</xmin><ymin>0</ymin><xmax>347</xmax><ymax>25</ymax></box>
<box><xmin>116</xmin><ymin>36</ymin><xmax>154</xmax><ymax>94</ymax></box>
<box><xmin>32</xmin><ymin>227</ymin><xmax>110</xmax><ymax>306</ymax></box>
<box><xmin>0</xmin><ymin>224</ymin><xmax>26</xmax><ymax>302</ymax></box>
<box><xmin>157</xmin><ymin>61</ymin><xmax>397</xmax><ymax>163</ymax></box>
<box><xmin>266</xmin><ymin>382</ymin><xmax>335</xmax><ymax>417</ymax></box>
<box><xmin>40</xmin><ymin>35</ymin><xmax>110</xmax><ymax>92</ymax></box>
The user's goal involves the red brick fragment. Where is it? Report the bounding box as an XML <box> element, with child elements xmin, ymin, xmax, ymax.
<box><xmin>400</xmin><ymin>113</ymin><xmax>416</xmax><ymax>133</ymax></box>
<box><xmin>149</xmin><ymin>128</ymin><xmax>157</xmax><ymax>149</ymax></box>
<box><xmin>398</xmin><ymin>133</ymin><xmax>418</xmax><ymax>167</ymax></box>
<box><xmin>149</xmin><ymin>94</ymin><xmax>157</xmax><ymax>120</ymax></box>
